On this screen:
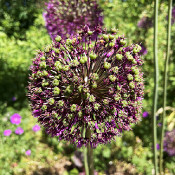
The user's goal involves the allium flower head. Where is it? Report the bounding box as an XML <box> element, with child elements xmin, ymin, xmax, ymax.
<box><xmin>164</xmin><ymin>130</ymin><xmax>175</xmax><ymax>156</ymax></box>
<box><xmin>32</xmin><ymin>124</ymin><xmax>41</xmax><ymax>132</ymax></box>
<box><xmin>28</xmin><ymin>26</ymin><xmax>144</xmax><ymax>147</ymax></box>
<box><xmin>15</xmin><ymin>127</ymin><xmax>24</xmax><ymax>135</ymax></box>
<box><xmin>43</xmin><ymin>0</ymin><xmax>103</xmax><ymax>40</ymax></box>
<box><xmin>10</xmin><ymin>113</ymin><xmax>22</xmax><ymax>125</ymax></box>
<box><xmin>137</xmin><ymin>16</ymin><xmax>153</xmax><ymax>29</ymax></box>
<box><xmin>3</xmin><ymin>129</ymin><xmax>12</xmax><ymax>136</ymax></box>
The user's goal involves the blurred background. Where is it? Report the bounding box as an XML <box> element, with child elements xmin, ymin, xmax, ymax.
<box><xmin>0</xmin><ymin>0</ymin><xmax>174</xmax><ymax>174</ymax></box>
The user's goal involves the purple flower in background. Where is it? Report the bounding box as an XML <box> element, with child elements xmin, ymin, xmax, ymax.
<box><xmin>15</xmin><ymin>127</ymin><xmax>24</xmax><ymax>135</ymax></box>
<box><xmin>43</xmin><ymin>0</ymin><xmax>103</xmax><ymax>40</ymax></box>
<box><xmin>25</xmin><ymin>150</ymin><xmax>31</xmax><ymax>156</ymax></box>
<box><xmin>139</xmin><ymin>45</ymin><xmax>148</xmax><ymax>56</ymax></box>
<box><xmin>32</xmin><ymin>125</ymin><xmax>40</xmax><ymax>132</ymax></box>
<box><xmin>28</xmin><ymin>26</ymin><xmax>144</xmax><ymax>148</ymax></box>
<box><xmin>158</xmin><ymin>123</ymin><xmax>162</xmax><ymax>127</ymax></box>
<box><xmin>12</xmin><ymin>96</ymin><xmax>17</xmax><ymax>101</ymax></box>
<box><xmin>10</xmin><ymin>113</ymin><xmax>21</xmax><ymax>125</ymax></box>
<box><xmin>156</xmin><ymin>144</ymin><xmax>160</xmax><ymax>150</ymax></box>
<box><xmin>137</xmin><ymin>16</ymin><xmax>153</xmax><ymax>29</ymax></box>
<box><xmin>142</xmin><ymin>111</ymin><xmax>149</xmax><ymax>118</ymax></box>
<box><xmin>164</xmin><ymin>130</ymin><xmax>175</xmax><ymax>156</ymax></box>
<box><xmin>3</xmin><ymin>129</ymin><xmax>12</xmax><ymax>136</ymax></box>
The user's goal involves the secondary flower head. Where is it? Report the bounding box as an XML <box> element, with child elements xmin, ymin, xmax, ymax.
<box><xmin>3</xmin><ymin>129</ymin><xmax>12</xmax><ymax>136</ymax></box>
<box><xmin>10</xmin><ymin>113</ymin><xmax>22</xmax><ymax>125</ymax></box>
<box><xmin>137</xmin><ymin>16</ymin><xmax>153</xmax><ymax>29</ymax></box>
<box><xmin>43</xmin><ymin>0</ymin><xmax>103</xmax><ymax>40</ymax></box>
<box><xmin>32</xmin><ymin>124</ymin><xmax>41</xmax><ymax>132</ymax></box>
<box><xmin>164</xmin><ymin>129</ymin><xmax>175</xmax><ymax>156</ymax></box>
<box><xmin>15</xmin><ymin>127</ymin><xmax>24</xmax><ymax>135</ymax></box>
<box><xmin>28</xmin><ymin>26</ymin><xmax>144</xmax><ymax>147</ymax></box>
<box><xmin>25</xmin><ymin>150</ymin><xmax>31</xmax><ymax>156</ymax></box>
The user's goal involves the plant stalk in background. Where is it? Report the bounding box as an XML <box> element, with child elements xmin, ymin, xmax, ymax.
<box><xmin>153</xmin><ymin>0</ymin><xmax>159</xmax><ymax>174</ymax></box>
<box><xmin>159</xmin><ymin>0</ymin><xmax>172</xmax><ymax>174</ymax></box>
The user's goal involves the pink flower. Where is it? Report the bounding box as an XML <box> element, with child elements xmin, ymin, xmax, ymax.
<box><xmin>32</xmin><ymin>125</ymin><xmax>40</xmax><ymax>132</ymax></box>
<box><xmin>25</xmin><ymin>150</ymin><xmax>31</xmax><ymax>156</ymax></box>
<box><xmin>15</xmin><ymin>127</ymin><xmax>24</xmax><ymax>135</ymax></box>
<box><xmin>10</xmin><ymin>113</ymin><xmax>21</xmax><ymax>125</ymax></box>
<box><xmin>3</xmin><ymin>129</ymin><xmax>12</xmax><ymax>136</ymax></box>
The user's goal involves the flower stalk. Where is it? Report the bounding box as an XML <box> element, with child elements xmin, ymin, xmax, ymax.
<box><xmin>153</xmin><ymin>0</ymin><xmax>159</xmax><ymax>174</ymax></box>
<box><xmin>159</xmin><ymin>0</ymin><xmax>172</xmax><ymax>174</ymax></box>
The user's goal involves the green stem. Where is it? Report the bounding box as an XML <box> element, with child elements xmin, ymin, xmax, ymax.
<box><xmin>153</xmin><ymin>0</ymin><xmax>159</xmax><ymax>174</ymax></box>
<box><xmin>84</xmin><ymin>127</ymin><xmax>94</xmax><ymax>175</ymax></box>
<box><xmin>159</xmin><ymin>0</ymin><xmax>172</xmax><ymax>174</ymax></box>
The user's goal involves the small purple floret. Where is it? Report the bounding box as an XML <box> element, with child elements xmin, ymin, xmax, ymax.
<box><xmin>142</xmin><ymin>111</ymin><xmax>149</xmax><ymax>118</ymax></box>
<box><xmin>25</xmin><ymin>150</ymin><xmax>31</xmax><ymax>156</ymax></box>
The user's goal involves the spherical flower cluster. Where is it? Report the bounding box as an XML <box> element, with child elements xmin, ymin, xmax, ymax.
<box><xmin>10</xmin><ymin>113</ymin><xmax>22</xmax><ymax>125</ymax></box>
<box><xmin>137</xmin><ymin>16</ymin><xmax>153</xmax><ymax>29</ymax></box>
<box><xmin>164</xmin><ymin>129</ymin><xmax>175</xmax><ymax>156</ymax></box>
<box><xmin>43</xmin><ymin>0</ymin><xmax>103</xmax><ymax>40</ymax></box>
<box><xmin>28</xmin><ymin>26</ymin><xmax>144</xmax><ymax>147</ymax></box>
<box><xmin>25</xmin><ymin>150</ymin><xmax>31</xmax><ymax>156</ymax></box>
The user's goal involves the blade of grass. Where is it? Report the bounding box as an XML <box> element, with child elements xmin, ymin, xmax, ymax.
<box><xmin>159</xmin><ymin>0</ymin><xmax>172</xmax><ymax>174</ymax></box>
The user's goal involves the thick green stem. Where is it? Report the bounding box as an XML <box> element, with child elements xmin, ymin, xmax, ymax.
<box><xmin>84</xmin><ymin>127</ymin><xmax>94</xmax><ymax>175</ymax></box>
<box><xmin>159</xmin><ymin>0</ymin><xmax>172</xmax><ymax>174</ymax></box>
<box><xmin>153</xmin><ymin>0</ymin><xmax>159</xmax><ymax>174</ymax></box>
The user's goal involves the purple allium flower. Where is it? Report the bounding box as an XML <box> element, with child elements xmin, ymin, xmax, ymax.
<box><xmin>43</xmin><ymin>0</ymin><xmax>103</xmax><ymax>40</ymax></box>
<box><xmin>12</xmin><ymin>96</ymin><xmax>17</xmax><ymax>101</ymax></box>
<box><xmin>28</xmin><ymin>26</ymin><xmax>144</xmax><ymax>148</ymax></box>
<box><xmin>158</xmin><ymin>123</ymin><xmax>162</xmax><ymax>127</ymax></box>
<box><xmin>10</xmin><ymin>113</ymin><xmax>22</xmax><ymax>125</ymax></box>
<box><xmin>32</xmin><ymin>125</ymin><xmax>41</xmax><ymax>132</ymax></box>
<box><xmin>137</xmin><ymin>16</ymin><xmax>153</xmax><ymax>29</ymax></box>
<box><xmin>164</xmin><ymin>130</ymin><xmax>175</xmax><ymax>156</ymax></box>
<box><xmin>15</xmin><ymin>127</ymin><xmax>24</xmax><ymax>135</ymax></box>
<box><xmin>156</xmin><ymin>143</ymin><xmax>160</xmax><ymax>150</ymax></box>
<box><xmin>25</xmin><ymin>150</ymin><xmax>31</xmax><ymax>156</ymax></box>
<box><xmin>3</xmin><ymin>129</ymin><xmax>12</xmax><ymax>136</ymax></box>
<box><xmin>142</xmin><ymin>111</ymin><xmax>149</xmax><ymax>118</ymax></box>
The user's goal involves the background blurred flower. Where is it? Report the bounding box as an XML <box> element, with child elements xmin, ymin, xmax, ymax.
<box><xmin>142</xmin><ymin>111</ymin><xmax>149</xmax><ymax>118</ymax></box>
<box><xmin>12</xmin><ymin>96</ymin><xmax>17</xmax><ymax>101</ymax></box>
<box><xmin>156</xmin><ymin>144</ymin><xmax>160</xmax><ymax>150</ymax></box>
<box><xmin>137</xmin><ymin>16</ymin><xmax>153</xmax><ymax>29</ymax></box>
<box><xmin>10</xmin><ymin>113</ymin><xmax>21</xmax><ymax>125</ymax></box>
<box><xmin>32</xmin><ymin>125</ymin><xmax>40</xmax><ymax>132</ymax></box>
<box><xmin>25</xmin><ymin>150</ymin><xmax>31</xmax><ymax>156</ymax></box>
<box><xmin>139</xmin><ymin>45</ymin><xmax>148</xmax><ymax>55</ymax></box>
<box><xmin>43</xmin><ymin>0</ymin><xmax>103</xmax><ymax>40</ymax></box>
<box><xmin>3</xmin><ymin>129</ymin><xmax>12</xmax><ymax>136</ymax></box>
<box><xmin>164</xmin><ymin>129</ymin><xmax>175</xmax><ymax>156</ymax></box>
<box><xmin>28</xmin><ymin>26</ymin><xmax>144</xmax><ymax>148</ymax></box>
<box><xmin>15</xmin><ymin>127</ymin><xmax>24</xmax><ymax>135</ymax></box>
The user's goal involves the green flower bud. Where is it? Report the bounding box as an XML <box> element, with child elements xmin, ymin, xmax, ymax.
<box><xmin>62</xmin><ymin>65</ymin><xmax>70</xmax><ymax>71</ymax></box>
<box><xmin>127</xmin><ymin>74</ymin><xmax>133</xmax><ymax>81</ymax></box>
<box><xmin>111</xmin><ymin>28</ymin><xmax>117</xmax><ymax>33</ymax></box>
<box><xmin>35</xmin><ymin>87</ymin><xmax>42</xmax><ymax>94</ymax></box>
<box><xmin>91</xmin><ymin>73</ymin><xmax>99</xmax><ymax>80</ymax></box>
<box><xmin>116</xmin><ymin>85</ymin><xmax>121</xmax><ymax>90</ymax></box>
<box><xmin>78</xmin><ymin>85</ymin><xmax>83</xmax><ymax>93</ymax></box>
<box><xmin>41</xmin><ymin>104</ymin><xmax>47</xmax><ymax>111</ymax></box>
<box><xmin>55</xmin><ymin>35</ymin><xmax>62</xmax><ymax>42</ymax></box>
<box><xmin>112</xmin><ymin>66</ymin><xmax>119</xmax><ymax>73</ymax></box>
<box><xmin>48</xmin><ymin>98</ymin><xmax>55</xmax><ymax>105</ymax></box>
<box><xmin>40</xmin><ymin>61</ymin><xmax>46</xmax><ymax>68</ymax></box>
<box><xmin>70</xmin><ymin>104</ymin><xmax>77</xmax><ymax>112</ymax></box>
<box><xmin>45</xmin><ymin>45</ymin><xmax>51</xmax><ymax>52</ymax></box>
<box><xmin>71</xmin><ymin>59</ymin><xmax>80</xmax><ymax>67</ymax></box>
<box><xmin>109</xmin><ymin>34</ymin><xmax>115</xmax><ymax>40</ymax></box>
<box><xmin>66</xmin><ymin>38</ymin><xmax>72</xmax><ymax>45</ymax></box>
<box><xmin>116</xmin><ymin>54</ymin><xmax>123</xmax><ymax>60</ymax></box>
<box><xmin>80</xmin><ymin>56</ymin><xmax>88</xmax><ymax>64</ymax></box>
<box><xmin>52</xmin><ymin>79</ymin><xmax>59</xmax><ymax>86</ymax></box>
<box><xmin>42</xmin><ymin>80</ymin><xmax>49</xmax><ymax>87</ymax></box>
<box><xmin>104</xmin><ymin>62</ymin><xmax>111</xmax><ymax>69</ymax></box>
<box><xmin>129</xmin><ymin>82</ymin><xmax>135</xmax><ymax>89</ymax></box>
<box><xmin>89</xmin><ymin>53</ymin><xmax>97</xmax><ymax>60</ymax></box>
<box><xmin>133</xmin><ymin>44</ymin><xmax>142</xmax><ymax>53</ymax></box>
<box><xmin>88</xmin><ymin>30</ymin><xmax>93</xmax><ymax>35</ymax></box>
<box><xmin>53</xmin><ymin>87</ymin><xmax>60</xmax><ymax>95</ymax></box>
<box><xmin>55</xmin><ymin>61</ymin><xmax>62</xmax><ymax>71</ymax></box>
<box><xmin>58</xmin><ymin>100</ymin><xmax>64</xmax><ymax>107</ymax></box>
<box><xmin>103</xmin><ymin>99</ymin><xmax>109</xmax><ymax>104</ymax></box>
<box><xmin>94</xmin><ymin>103</ymin><xmax>100</xmax><ymax>110</ymax></box>
<box><xmin>120</xmin><ymin>39</ymin><xmax>126</xmax><ymax>45</ymax></box>
<box><xmin>109</xmin><ymin>75</ymin><xmax>116</xmax><ymax>82</ymax></box>
<box><xmin>89</xmin><ymin>94</ymin><xmax>95</xmax><ymax>102</ymax></box>
<box><xmin>65</xmin><ymin>85</ymin><xmax>73</xmax><ymax>93</ymax></box>
<box><xmin>42</xmin><ymin>70</ymin><xmax>48</xmax><ymax>77</ymax></box>
<box><xmin>78</xmin><ymin>111</ymin><xmax>83</xmax><ymax>117</ymax></box>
